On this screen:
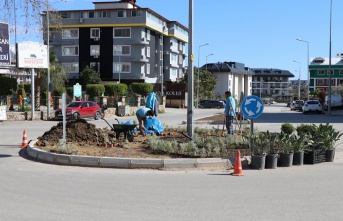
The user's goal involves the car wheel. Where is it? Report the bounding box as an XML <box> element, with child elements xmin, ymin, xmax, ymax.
<box><xmin>73</xmin><ymin>112</ymin><xmax>80</xmax><ymax>120</ymax></box>
<box><xmin>94</xmin><ymin>111</ymin><xmax>101</xmax><ymax>120</ymax></box>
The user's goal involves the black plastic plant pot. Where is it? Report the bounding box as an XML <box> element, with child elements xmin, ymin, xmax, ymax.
<box><xmin>293</xmin><ymin>152</ymin><xmax>304</xmax><ymax>166</ymax></box>
<box><xmin>250</xmin><ymin>155</ymin><xmax>266</xmax><ymax>170</ymax></box>
<box><xmin>265</xmin><ymin>154</ymin><xmax>278</xmax><ymax>169</ymax></box>
<box><xmin>326</xmin><ymin>149</ymin><xmax>335</xmax><ymax>162</ymax></box>
<box><xmin>280</xmin><ymin>153</ymin><xmax>293</xmax><ymax>167</ymax></box>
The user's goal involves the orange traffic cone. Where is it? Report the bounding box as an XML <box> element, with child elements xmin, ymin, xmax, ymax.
<box><xmin>22</xmin><ymin>129</ymin><xmax>28</xmax><ymax>148</ymax></box>
<box><xmin>231</xmin><ymin>150</ymin><xmax>245</xmax><ymax>176</ymax></box>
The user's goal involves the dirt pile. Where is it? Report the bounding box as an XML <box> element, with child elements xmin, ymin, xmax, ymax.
<box><xmin>35</xmin><ymin>119</ymin><xmax>114</xmax><ymax>147</ymax></box>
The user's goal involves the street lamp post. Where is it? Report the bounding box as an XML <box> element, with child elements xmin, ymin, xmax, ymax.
<box><xmin>161</xmin><ymin>26</ymin><xmax>167</xmax><ymax>96</ymax></box>
<box><xmin>197</xmin><ymin>43</ymin><xmax>209</xmax><ymax>108</ymax></box>
<box><xmin>296</xmin><ymin>38</ymin><xmax>310</xmax><ymax>100</ymax></box>
<box><xmin>205</xmin><ymin>53</ymin><xmax>213</xmax><ymax>72</ymax></box>
<box><xmin>328</xmin><ymin>0</ymin><xmax>332</xmax><ymax>115</ymax></box>
<box><xmin>46</xmin><ymin>0</ymin><xmax>51</xmax><ymax>119</ymax></box>
<box><xmin>293</xmin><ymin>60</ymin><xmax>301</xmax><ymax>99</ymax></box>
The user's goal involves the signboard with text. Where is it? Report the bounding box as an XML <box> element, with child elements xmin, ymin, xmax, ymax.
<box><xmin>17</xmin><ymin>42</ymin><xmax>48</xmax><ymax>68</ymax></box>
<box><xmin>0</xmin><ymin>22</ymin><xmax>10</xmax><ymax>65</ymax></box>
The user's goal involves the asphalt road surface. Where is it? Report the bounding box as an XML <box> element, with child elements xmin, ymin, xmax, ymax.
<box><xmin>1</xmin><ymin>104</ymin><xmax>343</xmax><ymax>221</ymax></box>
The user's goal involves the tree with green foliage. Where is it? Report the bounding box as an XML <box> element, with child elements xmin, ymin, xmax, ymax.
<box><xmin>17</xmin><ymin>85</ymin><xmax>26</xmax><ymax>98</ymax></box>
<box><xmin>131</xmin><ymin>83</ymin><xmax>153</xmax><ymax>96</ymax></box>
<box><xmin>40</xmin><ymin>52</ymin><xmax>69</xmax><ymax>103</ymax></box>
<box><xmin>0</xmin><ymin>75</ymin><xmax>17</xmax><ymax>96</ymax></box>
<box><xmin>181</xmin><ymin>67</ymin><xmax>216</xmax><ymax>100</ymax></box>
<box><xmin>332</xmin><ymin>85</ymin><xmax>343</xmax><ymax>96</ymax></box>
<box><xmin>85</xmin><ymin>84</ymin><xmax>105</xmax><ymax>101</ymax></box>
<box><xmin>79</xmin><ymin>66</ymin><xmax>102</xmax><ymax>86</ymax></box>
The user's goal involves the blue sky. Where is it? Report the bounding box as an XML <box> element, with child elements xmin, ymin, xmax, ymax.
<box><xmin>6</xmin><ymin>0</ymin><xmax>343</xmax><ymax>80</ymax></box>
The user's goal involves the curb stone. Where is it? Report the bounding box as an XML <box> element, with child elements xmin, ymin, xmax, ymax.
<box><xmin>27</xmin><ymin>145</ymin><xmax>249</xmax><ymax>170</ymax></box>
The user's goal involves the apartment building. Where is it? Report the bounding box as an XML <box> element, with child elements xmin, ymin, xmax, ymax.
<box><xmin>44</xmin><ymin>0</ymin><xmax>188</xmax><ymax>85</ymax></box>
<box><xmin>251</xmin><ymin>68</ymin><xmax>294</xmax><ymax>100</ymax></box>
<box><xmin>309</xmin><ymin>54</ymin><xmax>343</xmax><ymax>93</ymax></box>
<box><xmin>202</xmin><ymin>61</ymin><xmax>254</xmax><ymax>101</ymax></box>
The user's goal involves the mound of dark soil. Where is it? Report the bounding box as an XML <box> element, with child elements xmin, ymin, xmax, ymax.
<box><xmin>35</xmin><ymin>119</ymin><xmax>115</xmax><ymax>147</ymax></box>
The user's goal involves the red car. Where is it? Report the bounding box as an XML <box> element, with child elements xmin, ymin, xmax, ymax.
<box><xmin>55</xmin><ymin>101</ymin><xmax>102</xmax><ymax>120</ymax></box>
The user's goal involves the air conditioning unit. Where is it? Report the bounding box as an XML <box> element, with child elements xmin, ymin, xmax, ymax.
<box><xmin>94</xmin><ymin>37</ymin><xmax>99</xmax><ymax>41</ymax></box>
<box><xmin>141</xmin><ymin>37</ymin><xmax>146</xmax><ymax>41</ymax></box>
<box><xmin>94</xmin><ymin>55</ymin><xmax>98</xmax><ymax>58</ymax></box>
<box><xmin>78</xmin><ymin>18</ymin><xmax>83</xmax><ymax>23</ymax></box>
<box><xmin>163</xmin><ymin>66</ymin><xmax>169</xmax><ymax>70</ymax></box>
<box><xmin>163</xmin><ymin>51</ymin><xmax>169</xmax><ymax>55</ymax></box>
<box><xmin>141</xmin><ymin>55</ymin><xmax>146</xmax><ymax>59</ymax></box>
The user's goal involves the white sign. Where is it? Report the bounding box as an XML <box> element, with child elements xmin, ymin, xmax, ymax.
<box><xmin>0</xmin><ymin>106</ymin><xmax>7</xmax><ymax>121</ymax></box>
<box><xmin>17</xmin><ymin>42</ymin><xmax>48</xmax><ymax>68</ymax></box>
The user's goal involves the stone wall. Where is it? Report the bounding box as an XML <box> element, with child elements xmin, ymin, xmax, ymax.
<box><xmin>4</xmin><ymin>104</ymin><xmax>165</xmax><ymax>121</ymax></box>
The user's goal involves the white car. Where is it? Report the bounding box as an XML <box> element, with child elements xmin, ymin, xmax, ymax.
<box><xmin>302</xmin><ymin>100</ymin><xmax>322</xmax><ymax>114</ymax></box>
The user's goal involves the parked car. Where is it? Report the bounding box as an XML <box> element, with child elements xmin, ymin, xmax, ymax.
<box><xmin>325</xmin><ymin>94</ymin><xmax>342</xmax><ymax>109</ymax></box>
<box><xmin>55</xmin><ymin>101</ymin><xmax>102</xmax><ymax>120</ymax></box>
<box><xmin>302</xmin><ymin>100</ymin><xmax>322</xmax><ymax>114</ymax></box>
<box><xmin>290</xmin><ymin>100</ymin><xmax>304</xmax><ymax>111</ymax></box>
<box><xmin>199</xmin><ymin>100</ymin><xmax>225</xmax><ymax>109</ymax></box>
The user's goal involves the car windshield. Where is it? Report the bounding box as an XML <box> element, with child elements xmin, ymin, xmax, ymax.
<box><xmin>295</xmin><ymin>101</ymin><xmax>304</xmax><ymax>104</ymax></box>
<box><xmin>67</xmin><ymin>102</ymin><xmax>82</xmax><ymax>107</ymax></box>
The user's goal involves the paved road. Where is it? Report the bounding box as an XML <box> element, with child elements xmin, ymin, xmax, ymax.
<box><xmin>1</xmin><ymin>105</ymin><xmax>343</xmax><ymax>220</ymax></box>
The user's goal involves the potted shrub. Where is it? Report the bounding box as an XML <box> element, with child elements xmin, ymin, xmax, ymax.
<box><xmin>248</xmin><ymin>131</ymin><xmax>267</xmax><ymax>170</ymax></box>
<box><xmin>304</xmin><ymin>124</ymin><xmax>328</xmax><ymax>164</ymax></box>
<box><xmin>278</xmin><ymin>132</ymin><xmax>294</xmax><ymax>167</ymax></box>
<box><xmin>264</xmin><ymin>130</ymin><xmax>279</xmax><ymax>169</ymax></box>
<box><xmin>292</xmin><ymin>133</ymin><xmax>308</xmax><ymax>166</ymax></box>
<box><xmin>321</xmin><ymin>123</ymin><xmax>343</xmax><ymax>162</ymax></box>
<box><xmin>281</xmin><ymin>122</ymin><xmax>295</xmax><ymax>135</ymax></box>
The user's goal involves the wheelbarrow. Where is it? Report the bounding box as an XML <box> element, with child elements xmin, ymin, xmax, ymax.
<box><xmin>102</xmin><ymin>118</ymin><xmax>137</xmax><ymax>142</ymax></box>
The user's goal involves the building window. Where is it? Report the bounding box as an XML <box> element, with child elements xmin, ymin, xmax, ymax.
<box><xmin>89</xmin><ymin>11</ymin><xmax>95</xmax><ymax>18</ymax></box>
<box><xmin>113</xmin><ymin>45</ymin><xmax>131</xmax><ymax>55</ymax></box>
<box><xmin>62</xmin><ymin>46</ymin><xmax>79</xmax><ymax>56</ymax></box>
<box><xmin>340</xmin><ymin>70</ymin><xmax>343</xmax><ymax>75</ymax></box>
<box><xmin>171</xmin><ymin>53</ymin><xmax>177</xmax><ymax>62</ymax></box>
<box><xmin>171</xmin><ymin>68</ymin><xmax>177</xmax><ymax>77</ymax></box>
<box><xmin>147</xmin><ymin>30</ymin><xmax>150</xmax><ymax>41</ymax></box>
<box><xmin>100</xmin><ymin>11</ymin><xmax>110</xmax><ymax>18</ymax></box>
<box><xmin>178</xmin><ymin>55</ymin><xmax>183</xmax><ymax>64</ymax></box>
<box><xmin>160</xmin><ymin>51</ymin><xmax>163</xmax><ymax>60</ymax></box>
<box><xmin>90</xmin><ymin>28</ymin><xmax>100</xmax><ymax>38</ymax></box>
<box><xmin>90</xmin><ymin>45</ymin><xmax>100</xmax><ymax>56</ymax></box>
<box><xmin>62</xmin><ymin>29</ymin><xmax>79</xmax><ymax>39</ymax></box>
<box><xmin>118</xmin><ymin>11</ymin><xmax>124</xmax><ymax>17</ymax></box>
<box><xmin>327</xmin><ymin>70</ymin><xmax>333</xmax><ymax>75</ymax></box>
<box><xmin>147</xmin><ymin>64</ymin><xmax>150</xmax><ymax>74</ymax></box>
<box><xmin>113</xmin><ymin>28</ymin><xmax>131</xmax><ymax>38</ymax></box>
<box><xmin>113</xmin><ymin>62</ymin><xmax>131</xmax><ymax>73</ymax></box>
<box><xmin>160</xmin><ymin>36</ymin><xmax>163</xmax><ymax>45</ymax></box>
<box><xmin>318</xmin><ymin>70</ymin><xmax>324</xmax><ymax>75</ymax></box>
<box><xmin>317</xmin><ymin>79</ymin><xmax>325</xmax><ymax>86</ymax></box>
<box><xmin>62</xmin><ymin>62</ymin><xmax>79</xmax><ymax>73</ymax></box>
<box><xmin>147</xmin><ymin>47</ymin><xmax>150</xmax><ymax>58</ymax></box>
<box><xmin>179</xmin><ymin>42</ymin><xmax>183</xmax><ymax>51</ymax></box>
